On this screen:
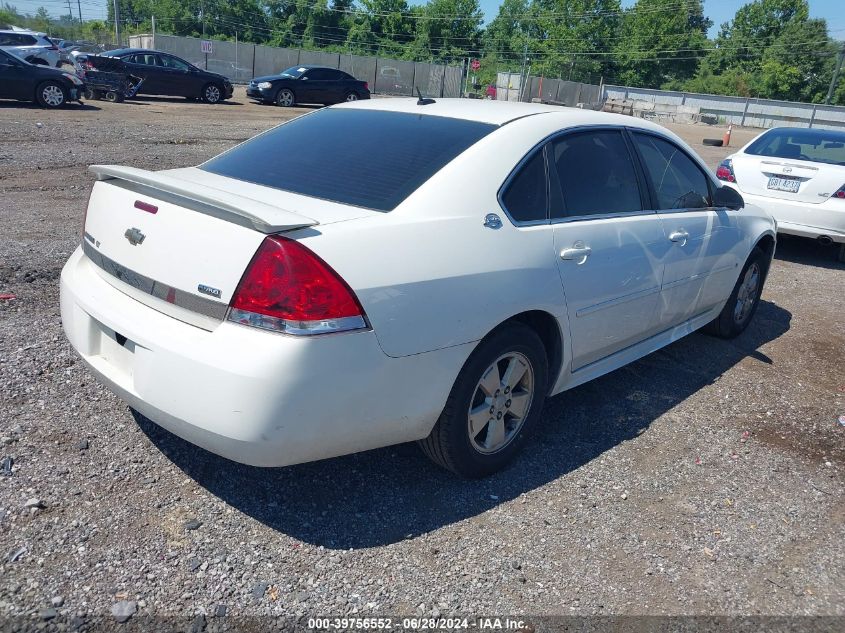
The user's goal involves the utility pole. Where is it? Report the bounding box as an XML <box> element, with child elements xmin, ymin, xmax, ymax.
<box><xmin>518</xmin><ymin>43</ymin><xmax>528</xmax><ymax>102</ymax></box>
<box><xmin>152</xmin><ymin>14</ymin><xmax>156</xmax><ymax>44</ymax></box>
<box><xmin>113</xmin><ymin>0</ymin><xmax>121</xmax><ymax>46</ymax></box>
<box><xmin>825</xmin><ymin>42</ymin><xmax>845</xmax><ymax>105</ymax></box>
<box><xmin>66</xmin><ymin>0</ymin><xmax>73</xmax><ymax>21</ymax></box>
<box><xmin>76</xmin><ymin>0</ymin><xmax>82</xmax><ymax>22</ymax></box>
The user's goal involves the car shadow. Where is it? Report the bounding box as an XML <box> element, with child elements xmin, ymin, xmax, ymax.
<box><xmin>134</xmin><ymin>299</ymin><xmax>791</xmax><ymax>549</ymax></box>
<box><xmin>0</xmin><ymin>101</ymin><xmax>100</xmax><ymax>111</ymax></box>
<box><xmin>774</xmin><ymin>234</ymin><xmax>844</xmax><ymax>270</ymax></box>
<box><xmin>123</xmin><ymin>96</ymin><xmax>244</xmax><ymax>106</ymax></box>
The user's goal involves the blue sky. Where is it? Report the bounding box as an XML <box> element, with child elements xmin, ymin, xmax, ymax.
<box><xmin>9</xmin><ymin>0</ymin><xmax>845</xmax><ymax>35</ymax></box>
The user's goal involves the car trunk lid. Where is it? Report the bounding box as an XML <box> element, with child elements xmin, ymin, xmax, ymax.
<box><xmin>82</xmin><ymin>165</ymin><xmax>328</xmax><ymax>330</ymax></box>
<box><xmin>731</xmin><ymin>153</ymin><xmax>845</xmax><ymax>205</ymax></box>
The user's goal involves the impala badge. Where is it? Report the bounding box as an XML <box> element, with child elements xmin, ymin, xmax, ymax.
<box><xmin>197</xmin><ymin>284</ymin><xmax>221</xmax><ymax>299</ymax></box>
<box><xmin>124</xmin><ymin>227</ymin><xmax>145</xmax><ymax>246</ymax></box>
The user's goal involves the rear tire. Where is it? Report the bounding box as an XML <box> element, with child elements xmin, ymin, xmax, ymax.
<box><xmin>344</xmin><ymin>91</ymin><xmax>359</xmax><ymax>102</ymax></box>
<box><xmin>703</xmin><ymin>247</ymin><xmax>769</xmax><ymax>339</ymax></box>
<box><xmin>419</xmin><ymin>322</ymin><xmax>548</xmax><ymax>478</ymax></box>
<box><xmin>837</xmin><ymin>243</ymin><xmax>845</xmax><ymax>263</ymax></box>
<box><xmin>35</xmin><ymin>81</ymin><xmax>67</xmax><ymax>108</ymax></box>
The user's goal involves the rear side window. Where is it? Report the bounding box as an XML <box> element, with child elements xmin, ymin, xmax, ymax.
<box><xmin>201</xmin><ymin>109</ymin><xmax>496</xmax><ymax>211</ymax></box>
<box><xmin>550</xmin><ymin>130</ymin><xmax>642</xmax><ymax>217</ymax></box>
<box><xmin>633</xmin><ymin>133</ymin><xmax>711</xmax><ymax>209</ymax></box>
<box><xmin>745</xmin><ymin>128</ymin><xmax>845</xmax><ymax>166</ymax></box>
<box><xmin>500</xmin><ymin>150</ymin><xmax>547</xmax><ymax>223</ymax></box>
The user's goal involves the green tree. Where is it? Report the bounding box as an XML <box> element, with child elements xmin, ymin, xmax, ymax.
<box><xmin>614</xmin><ymin>0</ymin><xmax>710</xmax><ymax>88</ymax></box>
<box><xmin>413</xmin><ymin>0</ymin><xmax>483</xmax><ymax>63</ymax></box>
<box><xmin>707</xmin><ymin>0</ymin><xmax>808</xmax><ymax>74</ymax></box>
<box><xmin>533</xmin><ymin>0</ymin><xmax>622</xmax><ymax>82</ymax></box>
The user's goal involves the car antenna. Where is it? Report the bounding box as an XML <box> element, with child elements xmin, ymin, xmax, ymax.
<box><xmin>416</xmin><ymin>87</ymin><xmax>436</xmax><ymax>106</ymax></box>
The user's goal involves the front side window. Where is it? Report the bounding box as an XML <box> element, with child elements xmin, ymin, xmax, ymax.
<box><xmin>500</xmin><ymin>149</ymin><xmax>548</xmax><ymax>223</ymax></box>
<box><xmin>202</xmin><ymin>109</ymin><xmax>496</xmax><ymax>211</ymax></box>
<box><xmin>633</xmin><ymin>133</ymin><xmax>711</xmax><ymax>210</ymax></box>
<box><xmin>550</xmin><ymin>130</ymin><xmax>642</xmax><ymax>218</ymax></box>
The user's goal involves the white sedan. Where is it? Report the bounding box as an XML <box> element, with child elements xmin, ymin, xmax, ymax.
<box><xmin>60</xmin><ymin>99</ymin><xmax>777</xmax><ymax>478</ymax></box>
<box><xmin>717</xmin><ymin>126</ymin><xmax>845</xmax><ymax>262</ymax></box>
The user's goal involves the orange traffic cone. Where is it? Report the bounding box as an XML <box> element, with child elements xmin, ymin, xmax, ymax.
<box><xmin>723</xmin><ymin>124</ymin><xmax>733</xmax><ymax>147</ymax></box>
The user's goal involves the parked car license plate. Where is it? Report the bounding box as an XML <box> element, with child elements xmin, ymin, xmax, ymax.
<box><xmin>767</xmin><ymin>177</ymin><xmax>800</xmax><ymax>193</ymax></box>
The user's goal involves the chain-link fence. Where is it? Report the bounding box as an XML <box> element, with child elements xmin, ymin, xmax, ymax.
<box><xmin>129</xmin><ymin>34</ymin><xmax>463</xmax><ymax>98</ymax></box>
<box><xmin>496</xmin><ymin>72</ymin><xmax>601</xmax><ymax>107</ymax></box>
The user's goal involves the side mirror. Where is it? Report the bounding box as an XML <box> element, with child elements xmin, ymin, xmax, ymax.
<box><xmin>713</xmin><ymin>185</ymin><xmax>744</xmax><ymax>210</ymax></box>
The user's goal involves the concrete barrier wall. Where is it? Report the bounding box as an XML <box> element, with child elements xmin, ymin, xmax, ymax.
<box><xmin>603</xmin><ymin>85</ymin><xmax>845</xmax><ymax>130</ymax></box>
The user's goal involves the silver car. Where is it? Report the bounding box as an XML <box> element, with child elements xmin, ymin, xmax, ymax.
<box><xmin>0</xmin><ymin>30</ymin><xmax>61</xmax><ymax>67</ymax></box>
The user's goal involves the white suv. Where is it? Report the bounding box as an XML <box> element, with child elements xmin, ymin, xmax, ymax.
<box><xmin>0</xmin><ymin>30</ymin><xmax>61</xmax><ymax>67</ymax></box>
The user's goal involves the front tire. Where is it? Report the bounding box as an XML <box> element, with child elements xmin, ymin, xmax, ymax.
<box><xmin>703</xmin><ymin>247</ymin><xmax>769</xmax><ymax>338</ymax></box>
<box><xmin>419</xmin><ymin>322</ymin><xmax>548</xmax><ymax>478</ymax></box>
<box><xmin>36</xmin><ymin>81</ymin><xmax>67</xmax><ymax>108</ymax></box>
<box><xmin>201</xmin><ymin>83</ymin><xmax>223</xmax><ymax>104</ymax></box>
<box><xmin>275</xmin><ymin>88</ymin><xmax>295</xmax><ymax>107</ymax></box>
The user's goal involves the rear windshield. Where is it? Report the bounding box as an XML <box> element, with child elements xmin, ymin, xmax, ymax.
<box><xmin>201</xmin><ymin>109</ymin><xmax>496</xmax><ymax>211</ymax></box>
<box><xmin>745</xmin><ymin>128</ymin><xmax>845</xmax><ymax>166</ymax></box>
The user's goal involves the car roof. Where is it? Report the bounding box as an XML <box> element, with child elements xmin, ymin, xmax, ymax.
<box><xmin>335</xmin><ymin>98</ymin><xmax>676</xmax><ymax>130</ymax></box>
<box><xmin>0</xmin><ymin>29</ymin><xmax>47</xmax><ymax>37</ymax></box>
<box><xmin>108</xmin><ymin>48</ymin><xmax>178</xmax><ymax>56</ymax></box>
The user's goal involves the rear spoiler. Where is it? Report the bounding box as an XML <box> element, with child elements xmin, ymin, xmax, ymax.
<box><xmin>89</xmin><ymin>165</ymin><xmax>318</xmax><ymax>233</ymax></box>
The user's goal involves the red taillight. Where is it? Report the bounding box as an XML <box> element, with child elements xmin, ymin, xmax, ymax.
<box><xmin>831</xmin><ymin>185</ymin><xmax>845</xmax><ymax>199</ymax></box>
<box><xmin>228</xmin><ymin>236</ymin><xmax>367</xmax><ymax>335</ymax></box>
<box><xmin>716</xmin><ymin>159</ymin><xmax>736</xmax><ymax>183</ymax></box>
<box><xmin>364</xmin><ymin>82</ymin><xmax>369</xmax><ymax>91</ymax></box>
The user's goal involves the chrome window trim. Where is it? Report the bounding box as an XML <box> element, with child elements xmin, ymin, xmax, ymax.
<box><xmin>498</xmin><ymin>123</ymin><xmax>730</xmax><ymax>228</ymax></box>
<box><xmin>549</xmin><ymin>209</ymin><xmax>655</xmax><ymax>225</ymax></box>
<box><xmin>498</xmin><ymin>124</ymin><xmax>665</xmax><ymax>227</ymax></box>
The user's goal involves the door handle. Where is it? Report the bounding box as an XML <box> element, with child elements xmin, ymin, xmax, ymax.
<box><xmin>669</xmin><ymin>230</ymin><xmax>689</xmax><ymax>245</ymax></box>
<box><xmin>560</xmin><ymin>244</ymin><xmax>592</xmax><ymax>264</ymax></box>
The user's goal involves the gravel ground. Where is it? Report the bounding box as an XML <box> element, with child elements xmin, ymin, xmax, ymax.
<box><xmin>0</xmin><ymin>89</ymin><xmax>843</xmax><ymax>627</ymax></box>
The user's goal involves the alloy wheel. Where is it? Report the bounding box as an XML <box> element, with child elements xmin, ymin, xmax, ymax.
<box><xmin>277</xmin><ymin>89</ymin><xmax>294</xmax><ymax>107</ymax></box>
<box><xmin>734</xmin><ymin>262</ymin><xmax>760</xmax><ymax>324</ymax></box>
<box><xmin>42</xmin><ymin>84</ymin><xmax>65</xmax><ymax>107</ymax></box>
<box><xmin>205</xmin><ymin>85</ymin><xmax>221</xmax><ymax>103</ymax></box>
<box><xmin>467</xmin><ymin>352</ymin><xmax>535</xmax><ymax>454</ymax></box>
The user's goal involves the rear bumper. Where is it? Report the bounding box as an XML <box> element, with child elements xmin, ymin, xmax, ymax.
<box><xmin>732</xmin><ymin>187</ymin><xmax>845</xmax><ymax>243</ymax></box>
<box><xmin>60</xmin><ymin>247</ymin><xmax>470</xmax><ymax>467</ymax></box>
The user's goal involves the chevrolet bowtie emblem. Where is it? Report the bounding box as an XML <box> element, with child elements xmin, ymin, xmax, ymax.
<box><xmin>124</xmin><ymin>227</ymin><xmax>146</xmax><ymax>246</ymax></box>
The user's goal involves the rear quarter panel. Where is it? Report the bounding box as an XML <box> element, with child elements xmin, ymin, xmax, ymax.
<box><xmin>293</xmin><ymin>114</ymin><xmax>575</xmax><ymax>359</ymax></box>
